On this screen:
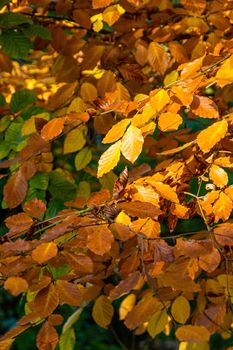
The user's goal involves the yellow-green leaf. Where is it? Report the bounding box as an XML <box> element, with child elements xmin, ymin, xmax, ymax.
<box><xmin>121</xmin><ymin>125</ymin><xmax>144</xmax><ymax>163</ymax></box>
<box><xmin>64</xmin><ymin>127</ymin><xmax>86</xmax><ymax>154</ymax></box>
<box><xmin>92</xmin><ymin>295</ymin><xmax>114</xmax><ymax>328</ymax></box>
<box><xmin>75</xmin><ymin>147</ymin><xmax>92</xmax><ymax>170</ymax></box>
<box><xmin>147</xmin><ymin>309</ymin><xmax>169</xmax><ymax>338</ymax></box>
<box><xmin>171</xmin><ymin>296</ymin><xmax>190</xmax><ymax>324</ymax></box>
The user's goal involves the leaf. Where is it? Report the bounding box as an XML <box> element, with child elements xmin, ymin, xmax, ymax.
<box><xmin>48</xmin><ymin>171</ymin><xmax>77</xmax><ymax>201</ymax></box>
<box><xmin>119</xmin><ymin>294</ymin><xmax>136</xmax><ymax>320</ymax></box>
<box><xmin>32</xmin><ymin>242</ymin><xmax>58</xmax><ymax>264</ymax></box>
<box><xmin>156</xmin><ymin>141</ymin><xmax>195</xmax><ymax>155</ymax></box>
<box><xmin>92</xmin><ymin>295</ymin><xmax>114</xmax><ymax>328</ymax></box>
<box><xmin>63</xmin><ymin>127</ymin><xmax>86</xmax><ymax>154</ymax></box>
<box><xmin>80</xmin><ymin>82</ymin><xmax>98</xmax><ymax>102</ymax></box>
<box><xmin>102</xmin><ymin>5</ymin><xmax>125</xmax><ymax>26</ymax></box>
<box><xmin>191</xmin><ymin>95</ymin><xmax>219</xmax><ymax>119</ymax></box>
<box><xmin>74</xmin><ymin>147</ymin><xmax>92</xmax><ymax>170</ymax></box>
<box><xmin>121</xmin><ymin>125</ymin><xmax>144</xmax><ymax>163</ymax></box>
<box><xmin>109</xmin><ymin>272</ymin><xmax>141</xmax><ymax>301</ymax></box>
<box><xmin>92</xmin><ymin>0</ymin><xmax>113</xmax><ymax>8</ymax></box>
<box><xmin>117</xmin><ymin>201</ymin><xmax>161</xmax><ymax>218</ymax></box>
<box><xmin>158</xmin><ymin>112</ymin><xmax>183</xmax><ymax>132</ymax></box>
<box><xmin>34</xmin><ymin>284</ymin><xmax>59</xmax><ymax>318</ymax></box>
<box><xmin>112</xmin><ymin>167</ymin><xmax>128</xmax><ymax>200</ymax></box>
<box><xmin>209</xmin><ymin>164</ymin><xmax>228</xmax><ymax>188</ymax></box>
<box><xmin>150</xmin><ymin>89</ymin><xmax>170</xmax><ymax>112</ymax></box>
<box><xmin>216</xmin><ymin>55</ymin><xmax>233</xmax><ymax>87</ymax></box>
<box><xmin>59</xmin><ymin>328</ymin><xmax>76</xmax><ymax>350</ymax></box>
<box><xmin>148</xmin><ymin>42</ymin><xmax>170</xmax><ymax>75</ymax></box>
<box><xmin>0</xmin><ymin>12</ymin><xmax>32</xmax><ymax>27</ymax></box>
<box><xmin>0</xmin><ymin>30</ymin><xmax>32</xmax><ymax>59</ymax></box>
<box><xmin>4</xmin><ymin>171</ymin><xmax>28</xmax><ymax>209</ymax></box>
<box><xmin>175</xmin><ymin>325</ymin><xmax>210</xmax><ymax>343</ymax></box>
<box><xmin>197</xmin><ymin>120</ymin><xmax>228</xmax><ymax>153</ymax></box>
<box><xmin>171</xmin><ymin>296</ymin><xmax>190</xmax><ymax>324</ymax></box>
<box><xmin>23</xmin><ymin>198</ymin><xmax>46</xmax><ymax>219</ymax></box>
<box><xmin>147</xmin><ymin>309</ymin><xmax>169</xmax><ymax>338</ymax></box>
<box><xmin>10</xmin><ymin>89</ymin><xmax>36</xmax><ymax>113</ymax></box>
<box><xmin>213</xmin><ymin>192</ymin><xmax>232</xmax><ymax>223</ymax></box>
<box><xmin>97</xmin><ymin>140</ymin><xmax>121</xmax><ymax>178</ymax></box>
<box><xmin>36</xmin><ymin>321</ymin><xmax>58</xmax><ymax>350</ymax></box>
<box><xmin>41</xmin><ymin>118</ymin><xmax>65</xmax><ymax>141</ymax></box>
<box><xmin>4</xmin><ymin>277</ymin><xmax>28</xmax><ymax>296</ymax></box>
<box><xmin>214</xmin><ymin>223</ymin><xmax>233</xmax><ymax>246</ymax></box>
<box><xmin>103</xmin><ymin>119</ymin><xmax>131</xmax><ymax>144</ymax></box>
<box><xmin>87</xmin><ymin>225</ymin><xmax>114</xmax><ymax>255</ymax></box>
<box><xmin>151</xmin><ymin>182</ymin><xmax>179</xmax><ymax>203</ymax></box>
<box><xmin>56</xmin><ymin>280</ymin><xmax>83</xmax><ymax>306</ymax></box>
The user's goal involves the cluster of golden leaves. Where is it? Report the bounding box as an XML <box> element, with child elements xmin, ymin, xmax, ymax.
<box><xmin>0</xmin><ymin>0</ymin><xmax>233</xmax><ymax>349</ymax></box>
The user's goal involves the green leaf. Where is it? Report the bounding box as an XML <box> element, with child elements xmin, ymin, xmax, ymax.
<box><xmin>0</xmin><ymin>115</ymin><xmax>11</xmax><ymax>132</ymax></box>
<box><xmin>22</xmin><ymin>24</ymin><xmax>51</xmax><ymax>40</ymax></box>
<box><xmin>59</xmin><ymin>328</ymin><xmax>76</xmax><ymax>350</ymax></box>
<box><xmin>75</xmin><ymin>147</ymin><xmax>92</xmax><ymax>171</ymax></box>
<box><xmin>29</xmin><ymin>172</ymin><xmax>49</xmax><ymax>190</ymax></box>
<box><xmin>10</xmin><ymin>89</ymin><xmax>36</xmax><ymax>113</ymax></box>
<box><xmin>21</xmin><ymin>106</ymin><xmax>47</xmax><ymax>120</ymax></box>
<box><xmin>0</xmin><ymin>30</ymin><xmax>32</xmax><ymax>58</ymax></box>
<box><xmin>0</xmin><ymin>93</ymin><xmax>6</xmax><ymax>107</ymax></box>
<box><xmin>0</xmin><ymin>12</ymin><xmax>32</xmax><ymax>28</ymax></box>
<box><xmin>5</xmin><ymin>122</ymin><xmax>23</xmax><ymax>150</ymax></box>
<box><xmin>48</xmin><ymin>171</ymin><xmax>77</xmax><ymax>201</ymax></box>
<box><xmin>0</xmin><ymin>142</ymin><xmax>10</xmax><ymax>159</ymax></box>
<box><xmin>48</xmin><ymin>264</ymin><xmax>70</xmax><ymax>280</ymax></box>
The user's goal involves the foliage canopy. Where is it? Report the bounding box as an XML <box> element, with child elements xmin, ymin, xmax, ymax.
<box><xmin>0</xmin><ymin>0</ymin><xmax>233</xmax><ymax>349</ymax></box>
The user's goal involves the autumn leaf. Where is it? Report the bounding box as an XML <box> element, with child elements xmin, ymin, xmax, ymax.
<box><xmin>4</xmin><ymin>171</ymin><xmax>27</xmax><ymax>209</ymax></box>
<box><xmin>63</xmin><ymin>127</ymin><xmax>86</xmax><ymax>154</ymax></box>
<box><xmin>213</xmin><ymin>192</ymin><xmax>232</xmax><ymax>222</ymax></box>
<box><xmin>4</xmin><ymin>277</ymin><xmax>28</xmax><ymax>296</ymax></box>
<box><xmin>97</xmin><ymin>140</ymin><xmax>121</xmax><ymax>177</ymax></box>
<box><xmin>119</xmin><ymin>294</ymin><xmax>136</xmax><ymax>320</ymax></box>
<box><xmin>36</xmin><ymin>321</ymin><xmax>58</xmax><ymax>350</ymax></box>
<box><xmin>158</xmin><ymin>112</ymin><xmax>183</xmax><ymax>132</ymax></box>
<box><xmin>175</xmin><ymin>325</ymin><xmax>210</xmax><ymax>343</ymax></box>
<box><xmin>103</xmin><ymin>119</ymin><xmax>131</xmax><ymax>144</ymax></box>
<box><xmin>209</xmin><ymin>164</ymin><xmax>228</xmax><ymax>188</ymax></box>
<box><xmin>41</xmin><ymin>118</ymin><xmax>65</xmax><ymax>141</ymax></box>
<box><xmin>121</xmin><ymin>125</ymin><xmax>144</xmax><ymax>163</ymax></box>
<box><xmin>32</xmin><ymin>242</ymin><xmax>58</xmax><ymax>264</ymax></box>
<box><xmin>148</xmin><ymin>42</ymin><xmax>170</xmax><ymax>75</ymax></box>
<box><xmin>87</xmin><ymin>225</ymin><xmax>114</xmax><ymax>255</ymax></box>
<box><xmin>92</xmin><ymin>296</ymin><xmax>114</xmax><ymax>328</ymax></box>
<box><xmin>150</xmin><ymin>89</ymin><xmax>170</xmax><ymax>112</ymax></box>
<box><xmin>150</xmin><ymin>181</ymin><xmax>179</xmax><ymax>203</ymax></box>
<box><xmin>147</xmin><ymin>309</ymin><xmax>169</xmax><ymax>338</ymax></box>
<box><xmin>171</xmin><ymin>296</ymin><xmax>190</xmax><ymax>324</ymax></box>
<box><xmin>197</xmin><ymin>120</ymin><xmax>228</xmax><ymax>153</ymax></box>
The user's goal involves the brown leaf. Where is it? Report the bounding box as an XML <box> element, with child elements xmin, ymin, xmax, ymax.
<box><xmin>87</xmin><ymin>225</ymin><xmax>114</xmax><ymax>255</ymax></box>
<box><xmin>34</xmin><ymin>284</ymin><xmax>59</xmax><ymax>318</ymax></box>
<box><xmin>117</xmin><ymin>201</ymin><xmax>161</xmax><ymax>218</ymax></box>
<box><xmin>4</xmin><ymin>171</ymin><xmax>28</xmax><ymax>209</ymax></box>
<box><xmin>109</xmin><ymin>272</ymin><xmax>141</xmax><ymax>301</ymax></box>
<box><xmin>36</xmin><ymin>321</ymin><xmax>58</xmax><ymax>350</ymax></box>
<box><xmin>31</xmin><ymin>242</ymin><xmax>58</xmax><ymax>264</ymax></box>
<box><xmin>56</xmin><ymin>280</ymin><xmax>83</xmax><ymax>306</ymax></box>
<box><xmin>23</xmin><ymin>198</ymin><xmax>46</xmax><ymax>219</ymax></box>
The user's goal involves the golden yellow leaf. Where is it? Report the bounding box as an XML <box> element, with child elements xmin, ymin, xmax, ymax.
<box><xmin>31</xmin><ymin>242</ymin><xmax>58</xmax><ymax>264</ymax></box>
<box><xmin>4</xmin><ymin>277</ymin><xmax>28</xmax><ymax>296</ymax></box>
<box><xmin>80</xmin><ymin>82</ymin><xmax>98</xmax><ymax>102</ymax></box>
<box><xmin>92</xmin><ymin>295</ymin><xmax>114</xmax><ymax>328</ymax></box>
<box><xmin>197</xmin><ymin>120</ymin><xmax>228</xmax><ymax>153</ymax></box>
<box><xmin>147</xmin><ymin>309</ymin><xmax>169</xmax><ymax>338</ymax></box>
<box><xmin>97</xmin><ymin>140</ymin><xmax>121</xmax><ymax>177</ymax></box>
<box><xmin>102</xmin><ymin>5</ymin><xmax>125</xmax><ymax>26</ymax></box>
<box><xmin>209</xmin><ymin>164</ymin><xmax>228</xmax><ymax>188</ymax></box>
<box><xmin>115</xmin><ymin>211</ymin><xmax>131</xmax><ymax>226</ymax></box>
<box><xmin>131</xmin><ymin>105</ymin><xmax>155</xmax><ymax>128</ymax></box>
<box><xmin>121</xmin><ymin>125</ymin><xmax>144</xmax><ymax>163</ymax></box>
<box><xmin>164</xmin><ymin>70</ymin><xmax>179</xmax><ymax>85</ymax></box>
<box><xmin>216</xmin><ymin>55</ymin><xmax>233</xmax><ymax>87</ymax></box>
<box><xmin>119</xmin><ymin>294</ymin><xmax>136</xmax><ymax>320</ymax></box>
<box><xmin>103</xmin><ymin>119</ymin><xmax>131</xmax><ymax>144</ymax></box>
<box><xmin>179</xmin><ymin>341</ymin><xmax>210</xmax><ymax>350</ymax></box>
<box><xmin>176</xmin><ymin>325</ymin><xmax>210</xmax><ymax>343</ymax></box>
<box><xmin>171</xmin><ymin>296</ymin><xmax>190</xmax><ymax>324</ymax></box>
<box><xmin>150</xmin><ymin>181</ymin><xmax>179</xmax><ymax>203</ymax></box>
<box><xmin>63</xmin><ymin>127</ymin><xmax>86</xmax><ymax>154</ymax></box>
<box><xmin>67</xmin><ymin>97</ymin><xmax>87</xmax><ymax>114</ymax></box>
<box><xmin>158</xmin><ymin>112</ymin><xmax>183</xmax><ymax>132</ymax></box>
<box><xmin>150</xmin><ymin>89</ymin><xmax>170</xmax><ymax>112</ymax></box>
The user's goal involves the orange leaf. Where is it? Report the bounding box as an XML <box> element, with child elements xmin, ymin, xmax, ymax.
<box><xmin>121</xmin><ymin>125</ymin><xmax>144</xmax><ymax>163</ymax></box>
<box><xmin>34</xmin><ymin>284</ymin><xmax>59</xmax><ymax>318</ymax></box>
<box><xmin>158</xmin><ymin>112</ymin><xmax>182</xmax><ymax>132</ymax></box>
<box><xmin>87</xmin><ymin>225</ymin><xmax>114</xmax><ymax>255</ymax></box>
<box><xmin>209</xmin><ymin>164</ymin><xmax>228</xmax><ymax>188</ymax></box>
<box><xmin>56</xmin><ymin>280</ymin><xmax>83</xmax><ymax>306</ymax></box>
<box><xmin>3</xmin><ymin>171</ymin><xmax>27</xmax><ymax>209</ymax></box>
<box><xmin>191</xmin><ymin>95</ymin><xmax>219</xmax><ymax>119</ymax></box>
<box><xmin>197</xmin><ymin>120</ymin><xmax>228</xmax><ymax>153</ymax></box>
<box><xmin>23</xmin><ymin>198</ymin><xmax>46</xmax><ymax>219</ymax></box>
<box><xmin>32</xmin><ymin>242</ymin><xmax>58</xmax><ymax>264</ymax></box>
<box><xmin>92</xmin><ymin>0</ymin><xmax>113</xmax><ymax>9</ymax></box>
<box><xmin>117</xmin><ymin>201</ymin><xmax>161</xmax><ymax>218</ymax></box>
<box><xmin>36</xmin><ymin>321</ymin><xmax>58</xmax><ymax>350</ymax></box>
<box><xmin>213</xmin><ymin>192</ymin><xmax>232</xmax><ymax>223</ymax></box>
<box><xmin>148</xmin><ymin>42</ymin><xmax>170</xmax><ymax>75</ymax></box>
<box><xmin>92</xmin><ymin>295</ymin><xmax>114</xmax><ymax>328</ymax></box>
<box><xmin>103</xmin><ymin>119</ymin><xmax>131</xmax><ymax>144</ymax></box>
<box><xmin>97</xmin><ymin>140</ymin><xmax>121</xmax><ymax>177</ymax></box>
<box><xmin>109</xmin><ymin>272</ymin><xmax>141</xmax><ymax>301</ymax></box>
<box><xmin>214</xmin><ymin>223</ymin><xmax>233</xmax><ymax>246</ymax></box>
<box><xmin>175</xmin><ymin>325</ymin><xmax>210</xmax><ymax>343</ymax></box>
<box><xmin>41</xmin><ymin>118</ymin><xmax>65</xmax><ymax>141</ymax></box>
<box><xmin>4</xmin><ymin>277</ymin><xmax>28</xmax><ymax>296</ymax></box>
